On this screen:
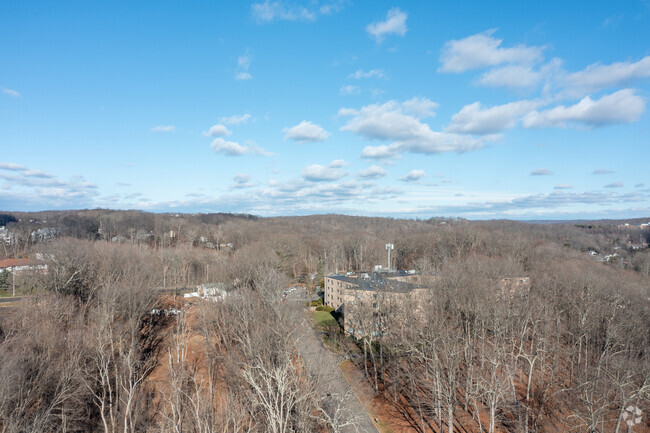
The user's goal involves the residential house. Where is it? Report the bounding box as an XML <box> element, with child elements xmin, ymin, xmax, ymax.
<box><xmin>0</xmin><ymin>258</ymin><xmax>48</xmax><ymax>275</ymax></box>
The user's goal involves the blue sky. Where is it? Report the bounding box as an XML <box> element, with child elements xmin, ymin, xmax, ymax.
<box><xmin>1</xmin><ymin>0</ymin><xmax>649</xmax><ymax>219</ymax></box>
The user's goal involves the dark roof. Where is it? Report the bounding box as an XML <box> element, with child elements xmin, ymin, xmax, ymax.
<box><xmin>328</xmin><ymin>272</ymin><xmax>420</xmax><ymax>293</ymax></box>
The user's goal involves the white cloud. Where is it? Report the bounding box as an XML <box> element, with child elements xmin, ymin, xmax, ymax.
<box><xmin>593</xmin><ymin>169</ymin><xmax>614</xmax><ymax>175</ymax></box>
<box><xmin>447</xmin><ymin>100</ymin><xmax>539</xmax><ymax>135</ymax></box>
<box><xmin>283</xmin><ymin>121</ymin><xmax>330</xmax><ymax>143</ymax></box>
<box><xmin>302</xmin><ymin>161</ymin><xmax>347</xmax><ymax>182</ymax></box>
<box><xmin>251</xmin><ymin>1</ymin><xmax>345</xmax><ymax>22</ymax></box>
<box><xmin>238</xmin><ymin>55</ymin><xmax>251</xmax><ymax>70</ymax></box>
<box><xmin>219</xmin><ymin>114</ymin><xmax>252</xmax><ymax>125</ymax></box>
<box><xmin>604</xmin><ymin>182</ymin><xmax>624</xmax><ymax>188</ymax></box>
<box><xmin>401</xmin><ymin>169</ymin><xmax>426</xmax><ymax>182</ymax></box>
<box><xmin>477</xmin><ymin>58</ymin><xmax>563</xmax><ymax>90</ymax></box>
<box><xmin>0</xmin><ymin>162</ymin><xmax>27</xmax><ymax>171</ymax></box>
<box><xmin>151</xmin><ymin>125</ymin><xmax>175</xmax><ymax>132</ymax></box>
<box><xmin>235</xmin><ymin>53</ymin><xmax>253</xmax><ymax>80</ymax></box>
<box><xmin>554</xmin><ymin>184</ymin><xmax>573</xmax><ymax>189</ymax></box>
<box><xmin>563</xmin><ymin>56</ymin><xmax>650</xmax><ymax>95</ymax></box>
<box><xmin>358</xmin><ymin>165</ymin><xmax>387</xmax><ymax>179</ymax></box>
<box><xmin>522</xmin><ymin>89</ymin><xmax>645</xmax><ymax>128</ymax></box>
<box><xmin>531</xmin><ymin>168</ymin><xmax>553</xmax><ymax>176</ymax></box>
<box><xmin>340</xmin><ymin>100</ymin><xmax>483</xmax><ymax>159</ymax></box>
<box><xmin>366</xmin><ymin>8</ymin><xmax>407</xmax><ymax>43</ymax></box>
<box><xmin>401</xmin><ymin>97</ymin><xmax>439</xmax><ymax>118</ymax></box>
<box><xmin>235</xmin><ymin>72</ymin><xmax>252</xmax><ymax>81</ymax></box>
<box><xmin>0</xmin><ymin>166</ymin><xmax>99</xmax><ymax>210</ymax></box>
<box><xmin>318</xmin><ymin>1</ymin><xmax>345</xmax><ymax>15</ymax></box>
<box><xmin>439</xmin><ymin>29</ymin><xmax>544</xmax><ymax>73</ymax></box>
<box><xmin>252</xmin><ymin>1</ymin><xmax>314</xmax><ymax>21</ymax></box>
<box><xmin>24</xmin><ymin>170</ymin><xmax>54</xmax><ymax>179</ymax></box>
<box><xmin>340</xmin><ymin>85</ymin><xmax>361</xmax><ymax>95</ymax></box>
<box><xmin>231</xmin><ymin>174</ymin><xmax>257</xmax><ymax>189</ymax></box>
<box><xmin>477</xmin><ymin>65</ymin><xmax>542</xmax><ymax>88</ymax></box>
<box><xmin>329</xmin><ymin>159</ymin><xmax>347</xmax><ymax>168</ymax></box>
<box><xmin>211</xmin><ymin>138</ymin><xmax>272</xmax><ymax>156</ymax></box>
<box><xmin>203</xmin><ymin>124</ymin><xmax>232</xmax><ymax>137</ymax></box>
<box><xmin>2</xmin><ymin>88</ymin><xmax>21</xmax><ymax>98</ymax></box>
<box><xmin>211</xmin><ymin>138</ymin><xmax>247</xmax><ymax>156</ymax></box>
<box><xmin>350</xmin><ymin>69</ymin><xmax>385</xmax><ymax>79</ymax></box>
<box><xmin>360</xmin><ymin>144</ymin><xmax>401</xmax><ymax>160</ymax></box>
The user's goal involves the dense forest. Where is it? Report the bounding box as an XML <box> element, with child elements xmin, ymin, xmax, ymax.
<box><xmin>0</xmin><ymin>210</ymin><xmax>648</xmax><ymax>432</ymax></box>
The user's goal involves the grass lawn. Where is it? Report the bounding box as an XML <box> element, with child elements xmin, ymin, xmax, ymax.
<box><xmin>312</xmin><ymin>310</ymin><xmax>338</xmax><ymax>329</ymax></box>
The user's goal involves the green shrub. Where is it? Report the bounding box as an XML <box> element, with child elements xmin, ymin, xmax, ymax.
<box><xmin>315</xmin><ymin>305</ymin><xmax>334</xmax><ymax>312</ymax></box>
<box><xmin>310</xmin><ymin>298</ymin><xmax>323</xmax><ymax>307</ymax></box>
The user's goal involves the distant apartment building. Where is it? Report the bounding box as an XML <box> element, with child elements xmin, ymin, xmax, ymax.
<box><xmin>324</xmin><ymin>270</ymin><xmax>430</xmax><ymax>336</ymax></box>
<box><xmin>324</xmin><ymin>271</ymin><xmax>530</xmax><ymax>337</ymax></box>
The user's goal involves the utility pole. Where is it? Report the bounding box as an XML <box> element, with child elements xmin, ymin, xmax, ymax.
<box><xmin>385</xmin><ymin>243</ymin><xmax>394</xmax><ymax>270</ymax></box>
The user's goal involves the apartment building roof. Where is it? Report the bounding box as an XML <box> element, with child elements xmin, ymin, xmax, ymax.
<box><xmin>328</xmin><ymin>271</ymin><xmax>421</xmax><ymax>293</ymax></box>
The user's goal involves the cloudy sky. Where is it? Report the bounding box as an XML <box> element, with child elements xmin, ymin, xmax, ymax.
<box><xmin>1</xmin><ymin>1</ymin><xmax>649</xmax><ymax>219</ymax></box>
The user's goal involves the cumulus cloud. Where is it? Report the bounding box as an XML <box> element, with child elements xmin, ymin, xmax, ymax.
<box><xmin>219</xmin><ymin>114</ymin><xmax>252</xmax><ymax>125</ymax></box>
<box><xmin>593</xmin><ymin>169</ymin><xmax>614</xmax><ymax>175</ymax></box>
<box><xmin>476</xmin><ymin>58</ymin><xmax>563</xmax><ymax>90</ymax></box>
<box><xmin>522</xmin><ymin>89</ymin><xmax>645</xmax><ymax>128</ymax></box>
<box><xmin>401</xmin><ymin>97</ymin><xmax>439</xmax><ymax>118</ymax></box>
<box><xmin>203</xmin><ymin>124</ymin><xmax>232</xmax><ymax>137</ymax></box>
<box><xmin>554</xmin><ymin>184</ymin><xmax>573</xmax><ymax>189</ymax></box>
<box><xmin>439</xmin><ymin>29</ymin><xmax>544</xmax><ymax>73</ymax></box>
<box><xmin>563</xmin><ymin>56</ymin><xmax>650</xmax><ymax>96</ymax></box>
<box><xmin>302</xmin><ymin>160</ymin><xmax>348</xmax><ymax>182</ymax></box>
<box><xmin>447</xmin><ymin>100</ymin><xmax>539</xmax><ymax>134</ymax></box>
<box><xmin>340</xmin><ymin>85</ymin><xmax>361</xmax><ymax>95</ymax></box>
<box><xmin>210</xmin><ymin>138</ymin><xmax>272</xmax><ymax>156</ymax></box>
<box><xmin>151</xmin><ymin>125</ymin><xmax>175</xmax><ymax>132</ymax></box>
<box><xmin>350</xmin><ymin>69</ymin><xmax>385</xmax><ymax>79</ymax></box>
<box><xmin>366</xmin><ymin>8</ymin><xmax>407</xmax><ymax>42</ymax></box>
<box><xmin>401</xmin><ymin>169</ymin><xmax>426</xmax><ymax>182</ymax></box>
<box><xmin>211</xmin><ymin>138</ymin><xmax>247</xmax><ymax>156</ymax></box>
<box><xmin>359</xmin><ymin>144</ymin><xmax>401</xmax><ymax>160</ymax></box>
<box><xmin>604</xmin><ymin>182</ymin><xmax>624</xmax><ymax>188</ymax></box>
<box><xmin>283</xmin><ymin>121</ymin><xmax>330</xmax><ymax>143</ymax></box>
<box><xmin>329</xmin><ymin>159</ymin><xmax>347</xmax><ymax>168</ymax></box>
<box><xmin>477</xmin><ymin>65</ymin><xmax>542</xmax><ymax>88</ymax></box>
<box><xmin>531</xmin><ymin>168</ymin><xmax>553</xmax><ymax>176</ymax></box>
<box><xmin>358</xmin><ymin>165</ymin><xmax>387</xmax><ymax>179</ymax></box>
<box><xmin>340</xmin><ymin>99</ymin><xmax>482</xmax><ymax>159</ymax></box>
<box><xmin>2</xmin><ymin>88</ymin><xmax>21</xmax><ymax>98</ymax></box>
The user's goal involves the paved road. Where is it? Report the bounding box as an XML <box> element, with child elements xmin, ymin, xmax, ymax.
<box><xmin>0</xmin><ymin>297</ymin><xmax>21</xmax><ymax>304</ymax></box>
<box><xmin>295</xmin><ymin>312</ymin><xmax>379</xmax><ymax>433</ymax></box>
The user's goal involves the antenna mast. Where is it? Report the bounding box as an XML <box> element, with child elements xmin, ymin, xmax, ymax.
<box><xmin>385</xmin><ymin>243</ymin><xmax>394</xmax><ymax>270</ymax></box>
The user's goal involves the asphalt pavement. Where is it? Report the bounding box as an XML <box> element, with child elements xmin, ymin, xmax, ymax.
<box><xmin>294</xmin><ymin>308</ymin><xmax>380</xmax><ymax>433</ymax></box>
